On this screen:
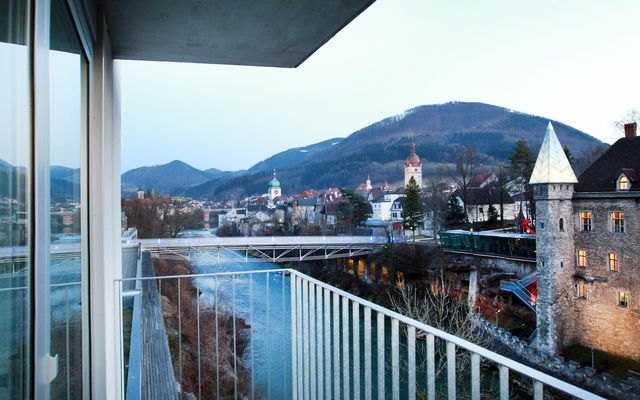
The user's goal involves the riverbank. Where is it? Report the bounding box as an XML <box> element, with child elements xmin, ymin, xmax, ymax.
<box><xmin>152</xmin><ymin>257</ymin><xmax>251</xmax><ymax>399</ymax></box>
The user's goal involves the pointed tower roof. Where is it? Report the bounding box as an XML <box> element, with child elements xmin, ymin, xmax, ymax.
<box><xmin>529</xmin><ymin>122</ymin><xmax>578</xmax><ymax>184</ymax></box>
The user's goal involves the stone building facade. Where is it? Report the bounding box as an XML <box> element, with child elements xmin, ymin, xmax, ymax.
<box><xmin>532</xmin><ymin>122</ymin><xmax>640</xmax><ymax>360</ymax></box>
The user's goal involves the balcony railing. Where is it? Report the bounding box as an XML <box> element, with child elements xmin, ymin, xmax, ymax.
<box><xmin>116</xmin><ymin>267</ymin><xmax>603</xmax><ymax>400</ymax></box>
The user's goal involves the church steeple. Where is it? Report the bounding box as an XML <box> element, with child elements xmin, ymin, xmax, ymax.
<box><xmin>404</xmin><ymin>140</ymin><xmax>423</xmax><ymax>188</ymax></box>
<box><xmin>268</xmin><ymin>169</ymin><xmax>282</xmax><ymax>200</ymax></box>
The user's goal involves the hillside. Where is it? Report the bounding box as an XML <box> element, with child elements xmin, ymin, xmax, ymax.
<box><xmin>248</xmin><ymin>137</ymin><xmax>343</xmax><ymax>173</ymax></box>
<box><xmin>121</xmin><ymin>160</ymin><xmax>213</xmax><ymax>194</ymax></box>
<box><xmin>184</xmin><ymin>102</ymin><xmax>605</xmax><ymax>199</ymax></box>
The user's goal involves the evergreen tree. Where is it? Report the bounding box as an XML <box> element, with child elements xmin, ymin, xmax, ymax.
<box><xmin>444</xmin><ymin>196</ymin><xmax>466</xmax><ymax>227</ymax></box>
<box><xmin>563</xmin><ymin>146</ymin><xmax>575</xmax><ymax>168</ymax></box>
<box><xmin>338</xmin><ymin>189</ymin><xmax>372</xmax><ymax>229</ymax></box>
<box><xmin>403</xmin><ymin>176</ymin><xmax>423</xmax><ymax>239</ymax></box>
<box><xmin>509</xmin><ymin>140</ymin><xmax>535</xmax><ymax>180</ymax></box>
<box><xmin>487</xmin><ymin>204</ymin><xmax>499</xmax><ymax>223</ymax></box>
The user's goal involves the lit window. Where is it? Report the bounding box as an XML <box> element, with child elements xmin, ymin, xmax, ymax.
<box><xmin>618</xmin><ymin>292</ymin><xmax>628</xmax><ymax>308</ymax></box>
<box><xmin>611</xmin><ymin>212</ymin><xmax>625</xmax><ymax>233</ymax></box>
<box><xmin>577</xmin><ymin>283</ymin><xmax>587</xmax><ymax>298</ymax></box>
<box><xmin>608</xmin><ymin>253</ymin><xmax>619</xmax><ymax>272</ymax></box>
<box><xmin>577</xmin><ymin>250</ymin><xmax>587</xmax><ymax>268</ymax></box>
<box><xmin>580</xmin><ymin>211</ymin><xmax>592</xmax><ymax>231</ymax></box>
<box><xmin>618</xmin><ymin>175</ymin><xmax>630</xmax><ymax>191</ymax></box>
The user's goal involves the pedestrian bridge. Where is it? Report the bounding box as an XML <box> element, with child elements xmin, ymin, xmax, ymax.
<box><xmin>135</xmin><ymin>235</ymin><xmax>387</xmax><ymax>263</ymax></box>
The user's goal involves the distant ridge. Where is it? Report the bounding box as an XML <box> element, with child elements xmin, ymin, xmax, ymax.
<box><xmin>120</xmin><ymin>102</ymin><xmax>605</xmax><ymax>198</ymax></box>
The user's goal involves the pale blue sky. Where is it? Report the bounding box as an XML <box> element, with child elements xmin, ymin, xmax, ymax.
<box><xmin>118</xmin><ymin>0</ymin><xmax>640</xmax><ymax>172</ymax></box>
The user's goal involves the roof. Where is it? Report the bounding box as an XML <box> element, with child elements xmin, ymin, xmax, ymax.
<box><xmin>469</xmin><ymin>172</ymin><xmax>496</xmax><ymax>188</ymax></box>
<box><xmin>529</xmin><ymin>122</ymin><xmax>578</xmax><ymax>184</ymax></box>
<box><xmin>575</xmin><ymin>136</ymin><xmax>640</xmax><ymax>192</ymax></box>
<box><xmin>404</xmin><ymin>143</ymin><xmax>421</xmax><ymax>167</ymax></box>
<box><xmin>106</xmin><ymin>0</ymin><xmax>375</xmax><ymax>67</ymax></box>
<box><xmin>269</xmin><ymin>170</ymin><xmax>280</xmax><ymax>188</ymax></box>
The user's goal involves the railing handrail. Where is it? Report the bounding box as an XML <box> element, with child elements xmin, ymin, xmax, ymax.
<box><xmin>117</xmin><ymin>268</ymin><xmax>603</xmax><ymax>399</ymax></box>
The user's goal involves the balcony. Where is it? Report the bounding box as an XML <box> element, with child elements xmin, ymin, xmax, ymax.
<box><xmin>116</xmin><ymin>252</ymin><xmax>601</xmax><ymax>400</ymax></box>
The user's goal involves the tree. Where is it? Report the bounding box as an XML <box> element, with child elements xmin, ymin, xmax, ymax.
<box><xmin>487</xmin><ymin>204</ymin><xmax>499</xmax><ymax>224</ymax></box>
<box><xmin>403</xmin><ymin>176</ymin><xmax>423</xmax><ymax>239</ymax></box>
<box><xmin>563</xmin><ymin>146</ymin><xmax>575</xmax><ymax>168</ymax></box>
<box><xmin>613</xmin><ymin>109</ymin><xmax>640</xmax><ymax>134</ymax></box>
<box><xmin>509</xmin><ymin>140</ymin><xmax>536</xmax><ymax>221</ymax></box>
<box><xmin>495</xmin><ymin>166</ymin><xmax>509</xmax><ymax>228</ymax></box>
<box><xmin>424</xmin><ymin>167</ymin><xmax>447</xmax><ymax>238</ymax></box>
<box><xmin>509</xmin><ymin>140</ymin><xmax>535</xmax><ymax>180</ymax></box>
<box><xmin>390</xmin><ymin>281</ymin><xmax>494</xmax><ymax>399</ymax></box>
<box><xmin>444</xmin><ymin>196</ymin><xmax>466</xmax><ymax>227</ymax></box>
<box><xmin>451</xmin><ymin>146</ymin><xmax>478</xmax><ymax>229</ymax></box>
<box><xmin>337</xmin><ymin>189</ymin><xmax>372</xmax><ymax>230</ymax></box>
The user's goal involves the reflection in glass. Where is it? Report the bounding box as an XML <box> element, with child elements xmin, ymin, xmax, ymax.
<box><xmin>0</xmin><ymin>0</ymin><xmax>30</xmax><ymax>398</ymax></box>
<box><xmin>49</xmin><ymin>0</ymin><xmax>86</xmax><ymax>397</ymax></box>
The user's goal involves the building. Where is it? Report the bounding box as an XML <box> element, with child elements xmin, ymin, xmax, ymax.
<box><xmin>451</xmin><ymin>186</ymin><xmax>519</xmax><ymax>224</ymax></box>
<box><xmin>370</xmin><ymin>193</ymin><xmax>403</xmax><ymax>221</ymax></box>
<box><xmin>404</xmin><ymin>142</ymin><xmax>423</xmax><ymax>188</ymax></box>
<box><xmin>1</xmin><ymin>1</ymin><xmax>375</xmax><ymax>397</ymax></box>
<box><xmin>532</xmin><ymin>122</ymin><xmax>640</xmax><ymax>361</ymax></box>
<box><xmin>268</xmin><ymin>170</ymin><xmax>282</xmax><ymax>200</ymax></box>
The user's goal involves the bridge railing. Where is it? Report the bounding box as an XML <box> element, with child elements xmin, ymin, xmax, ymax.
<box><xmin>116</xmin><ymin>268</ymin><xmax>602</xmax><ymax>400</ymax></box>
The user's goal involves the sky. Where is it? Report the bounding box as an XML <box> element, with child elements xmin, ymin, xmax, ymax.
<box><xmin>119</xmin><ymin>0</ymin><xmax>640</xmax><ymax>173</ymax></box>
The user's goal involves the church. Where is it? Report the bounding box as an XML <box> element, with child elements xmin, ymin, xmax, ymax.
<box><xmin>404</xmin><ymin>142</ymin><xmax>423</xmax><ymax>188</ymax></box>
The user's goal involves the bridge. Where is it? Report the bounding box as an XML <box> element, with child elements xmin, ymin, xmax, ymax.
<box><xmin>135</xmin><ymin>235</ymin><xmax>387</xmax><ymax>263</ymax></box>
<box><xmin>440</xmin><ymin>229</ymin><xmax>536</xmax><ymax>262</ymax></box>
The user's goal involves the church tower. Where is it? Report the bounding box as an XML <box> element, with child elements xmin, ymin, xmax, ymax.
<box><xmin>404</xmin><ymin>142</ymin><xmax>423</xmax><ymax>188</ymax></box>
<box><xmin>268</xmin><ymin>169</ymin><xmax>281</xmax><ymax>200</ymax></box>
<box><xmin>529</xmin><ymin>122</ymin><xmax>578</xmax><ymax>355</ymax></box>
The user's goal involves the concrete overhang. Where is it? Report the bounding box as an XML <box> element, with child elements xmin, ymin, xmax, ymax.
<box><xmin>105</xmin><ymin>0</ymin><xmax>375</xmax><ymax>67</ymax></box>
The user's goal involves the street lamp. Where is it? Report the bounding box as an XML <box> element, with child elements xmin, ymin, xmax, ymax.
<box><xmin>496</xmin><ymin>308</ymin><xmax>502</xmax><ymax>327</ymax></box>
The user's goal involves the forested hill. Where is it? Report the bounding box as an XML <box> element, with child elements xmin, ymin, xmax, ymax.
<box><xmin>183</xmin><ymin>102</ymin><xmax>605</xmax><ymax>199</ymax></box>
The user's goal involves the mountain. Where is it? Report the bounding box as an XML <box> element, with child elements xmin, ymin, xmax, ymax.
<box><xmin>0</xmin><ymin>161</ymin><xmax>80</xmax><ymax>201</ymax></box>
<box><xmin>51</xmin><ymin>166</ymin><xmax>80</xmax><ymax>184</ymax></box>
<box><xmin>248</xmin><ymin>137</ymin><xmax>343</xmax><ymax>173</ymax></box>
<box><xmin>184</xmin><ymin>102</ymin><xmax>605</xmax><ymax>199</ymax></box>
<box><xmin>204</xmin><ymin>168</ymin><xmax>245</xmax><ymax>180</ymax></box>
<box><xmin>121</xmin><ymin>160</ymin><xmax>213</xmax><ymax>194</ymax></box>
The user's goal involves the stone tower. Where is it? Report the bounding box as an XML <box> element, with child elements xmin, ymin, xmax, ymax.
<box><xmin>404</xmin><ymin>142</ymin><xmax>423</xmax><ymax>188</ymax></box>
<box><xmin>268</xmin><ymin>169</ymin><xmax>281</xmax><ymax>200</ymax></box>
<box><xmin>529</xmin><ymin>122</ymin><xmax>578</xmax><ymax>355</ymax></box>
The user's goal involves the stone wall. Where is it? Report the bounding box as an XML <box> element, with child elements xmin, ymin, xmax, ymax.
<box><xmin>473</xmin><ymin>315</ymin><xmax>640</xmax><ymax>399</ymax></box>
<box><xmin>533</xmin><ymin>183</ymin><xmax>577</xmax><ymax>355</ymax></box>
<box><xmin>569</xmin><ymin>197</ymin><xmax>640</xmax><ymax>360</ymax></box>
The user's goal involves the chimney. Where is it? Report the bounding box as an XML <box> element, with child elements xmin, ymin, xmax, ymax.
<box><xmin>624</xmin><ymin>122</ymin><xmax>637</xmax><ymax>138</ymax></box>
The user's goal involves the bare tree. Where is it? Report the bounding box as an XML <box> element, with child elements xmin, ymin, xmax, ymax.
<box><xmin>451</xmin><ymin>146</ymin><xmax>478</xmax><ymax>229</ymax></box>
<box><xmin>390</xmin><ymin>278</ymin><xmax>496</xmax><ymax>399</ymax></box>
<box><xmin>425</xmin><ymin>166</ymin><xmax>447</xmax><ymax>238</ymax></box>
<box><xmin>495</xmin><ymin>166</ymin><xmax>509</xmax><ymax>228</ymax></box>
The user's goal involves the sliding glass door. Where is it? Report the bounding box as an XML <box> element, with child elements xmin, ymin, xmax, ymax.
<box><xmin>0</xmin><ymin>0</ymin><xmax>90</xmax><ymax>398</ymax></box>
<box><xmin>0</xmin><ymin>1</ymin><xmax>31</xmax><ymax>398</ymax></box>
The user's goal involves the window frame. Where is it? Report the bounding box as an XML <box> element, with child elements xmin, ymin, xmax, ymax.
<box><xmin>618</xmin><ymin>291</ymin><xmax>628</xmax><ymax>308</ymax></box>
<box><xmin>577</xmin><ymin>249</ymin><xmax>587</xmax><ymax>268</ymax></box>
<box><xmin>617</xmin><ymin>174</ymin><xmax>630</xmax><ymax>191</ymax></box>
<box><xmin>576</xmin><ymin>283</ymin><xmax>587</xmax><ymax>299</ymax></box>
<box><xmin>611</xmin><ymin>211</ymin><xmax>625</xmax><ymax>233</ymax></box>
<box><xmin>608</xmin><ymin>252</ymin><xmax>619</xmax><ymax>272</ymax></box>
<box><xmin>579</xmin><ymin>210</ymin><xmax>592</xmax><ymax>232</ymax></box>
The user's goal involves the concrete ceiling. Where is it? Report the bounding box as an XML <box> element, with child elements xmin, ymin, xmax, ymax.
<box><xmin>106</xmin><ymin>0</ymin><xmax>375</xmax><ymax>67</ymax></box>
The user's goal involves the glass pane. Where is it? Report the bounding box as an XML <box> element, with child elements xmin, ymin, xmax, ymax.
<box><xmin>49</xmin><ymin>0</ymin><xmax>85</xmax><ymax>397</ymax></box>
<box><xmin>0</xmin><ymin>0</ymin><xmax>31</xmax><ymax>398</ymax></box>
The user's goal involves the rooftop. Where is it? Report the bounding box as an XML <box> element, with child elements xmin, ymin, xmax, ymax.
<box><xmin>529</xmin><ymin>122</ymin><xmax>578</xmax><ymax>185</ymax></box>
